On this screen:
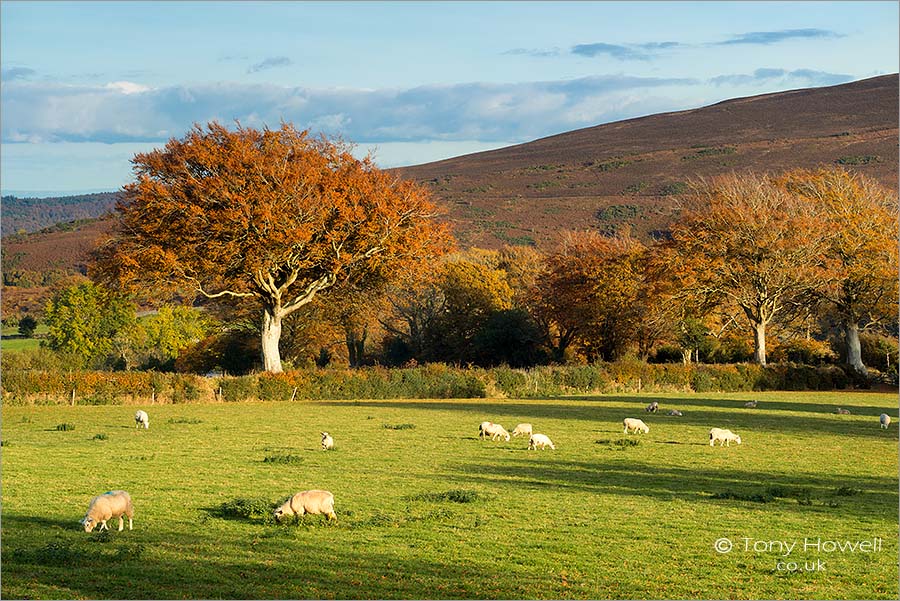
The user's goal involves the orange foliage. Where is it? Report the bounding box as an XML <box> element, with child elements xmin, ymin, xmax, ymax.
<box><xmin>92</xmin><ymin>122</ymin><xmax>454</xmax><ymax>372</ymax></box>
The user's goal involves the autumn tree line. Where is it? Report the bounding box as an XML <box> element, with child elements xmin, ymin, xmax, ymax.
<box><xmin>7</xmin><ymin>123</ymin><xmax>898</xmax><ymax>382</ymax></box>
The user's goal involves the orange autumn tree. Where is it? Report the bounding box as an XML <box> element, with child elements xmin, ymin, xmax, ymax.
<box><xmin>93</xmin><ymin>122</ymin><xmax>452</xmax><ymax>373</ymax></box>
<box><xmin>779</xmin><ymin>168</ymin><xmax>899</xmax><ymax>374</ymax></box>
<box><xmin>669</xmin><ymin>173</ymin><xmax>830</xmax><ymax>366</ymax></box>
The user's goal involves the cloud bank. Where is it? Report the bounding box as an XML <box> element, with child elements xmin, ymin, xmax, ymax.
<box><xmin>1</xmin><ymin>68</ymin><xmax>855</xmax><ymax>146</ymax></box>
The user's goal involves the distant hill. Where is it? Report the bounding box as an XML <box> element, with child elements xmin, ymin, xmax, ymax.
<box><xmin>2</xmin><ymin>74</ymin><xmax>897</xmax><ymax>273</ymax></box>
<box><xmin>1</xmin><ymin>192</ymin><xmax>121</xmax><ymax>236</ymax></box>
<box><xmin>396</xmin><ymin>73</ymin><xmax>898</xmax><ymax>247</ymax></box>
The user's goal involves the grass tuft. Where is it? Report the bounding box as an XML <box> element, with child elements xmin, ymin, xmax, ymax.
<box><xmin>92</xmin><ymin>433</ymin><xmax>108</xmax><ymax>441</ymax></box>
<box><xmin>412</xmin><ymin>489</ymin><xmax>481</xmax><ymax>504</ymax></box>
<box><xmin>383</xmin><ymin>423</ymin><xmax>416</xmax><ymax>430</ymax></box>
<box><xmin>167</xmin><ymin>417</ymin><xmax>203</xmax><ymax>424</ymax></box>
<box><xmin>55</xmin><ymin>423</ymin><xmax>75</xmax><ymax>431</ymax></box>
<box><xmin>213</xmin><ymin>497</ymin><xmax>277</xmax><ymax>520</ymax></box>
<box><xmin>262</xmin><ymin>453</ymin><xmax>303</xmax><ymax>464</ymax></box>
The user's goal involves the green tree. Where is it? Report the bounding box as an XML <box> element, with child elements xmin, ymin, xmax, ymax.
<box><xmin>43</xmin><ymin>282</ymin><xmax>136</xmax><ymax>367</ymax></box>
<box><xmin>17</xmin><ymin>315</ymin><xmax>37</xmax><ymax>337</ymax></box>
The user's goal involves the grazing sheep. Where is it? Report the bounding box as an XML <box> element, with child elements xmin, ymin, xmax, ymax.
<box><xmin>81</xmin><ymin>490</ymin><xmax>133</xmax><ymax>532</ymax></box>
<box><xmin>666</xmin><ymin>409</ymin><xmax>683</xmax><ymax>417</ymax></box>
<box><xmin>321</xmin><ymin>432</ymin><xmax>334</xmax><ymax>450</ymax></box>
<box><xmin>481</xmin><ymin>422</ymin><xmax>510</xmax><ymax>441</ymax></box>
<box><xmin>273</xmin><ymin>490</ymin><xmax>336</xmax><ymax>522</ymax></box>
<box><xmin>880</xmin><ymin>414</ymin><xmax>891</xmax><ymax>429</ymax></box>
<box><xmin>709</xmin><ymin>428</ymin><xmax>742</xmax><ymax>447</ymax></box>
<box><xmin>645</xmin><ymin>401</ymin><xmax>659</xmax><ymax>413</ymax></box>
<box><xmin>835</xmin><ymin>408</ymin><xmax>851</xmax><ymax>415</ymax></box>
<box><xmin>743</xmin><ymin>400</ymin><xmax>758</xmax><ymax>408</ymax></box>
<box><xmin>528</xmin><ymin>433</ymin><xmax>556</xmax><ymax>450</ymax></box>
<box><xmin>134</xmin><ymin>410</ymin><xmax>149</xmax><ymax>429</ymax></box>
<box><xmin>511</xmin><ymin>423</ymin><xmax>533</xmax><ymax>438</ymax></box>
<box><xmin>478</xmin><ymin>421</ymin><xmax>493</xmax><ymax>439</ymax></box>
<box><xmin>623</xmin><ymin>418</ymin><xmax>650</xmax><ymax>434</ymax></box>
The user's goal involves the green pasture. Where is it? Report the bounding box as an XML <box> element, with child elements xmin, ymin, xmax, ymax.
<box><xmin>2</xmin><ymin>391</ymin><xmax>897</xmax><ymax>599</ymax></box>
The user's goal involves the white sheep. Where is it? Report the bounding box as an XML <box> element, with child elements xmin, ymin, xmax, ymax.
<box><xmin>321</xmin><ymin>432</ymin><xmax>334</xmax><ymax>450</ymax></box>
<box><xmin>880</xmin><ymin>414</ymin><xmax>891</xmax><ymax>429</ymax></box>
<box><xmin>835</xmin><ymin>408</ymin><xmax>851</xmax><ymax>415</ymax></box>
<box><xmin>81</xmin><ymin>490</ymin><xmax>134</xmax><ymax>532</ymax></box>
<box><xmin>645</xmin><ymin>401</ymin><xmax>659</xmax><ymax>413</ymax></box>
<box><xmin>134</xmin><ymin>410</ymin><xmax>149</xmax><ymax>429</ymax></box>
<box><xmin>666</xmin><ymin>409</ymin><xmax>683</xmax><ymax>417</ymax></box>
<box><xmin>744</xmin><ymin>400</ymin><xmax>758</xmax><ymax>408</ymax></box>
<box><xmin>623</xmin><ymin>418</ymin><xmax>649</xmax><ymax>434</ymax></box>
<box><xmin>709</xmin><ymin>428</ymin><xmax>742</xmax><ymax>447</ymax></box>
<box><xmin>481</xmin><ymin>422</ymin><xmax>510</xmax><ymax>441</ymax></box>
<box><xmin>273</xmin><ymin>490</ymin><xmax>336</xmax><ymax>522</ymax></box>
<box><xmin>528</xmin><ymin>433</ymin><xmax>555</xmax><ymax>450</ymax></box>
<box><xmin>478</xmin><ymin>421</ymin><xmax>493</xmax><ymax>439</ymax></box>
<box><xmin>511</xmin><ymin>423</ymin><xmax>533</xmax><ymax>438</ymax></box>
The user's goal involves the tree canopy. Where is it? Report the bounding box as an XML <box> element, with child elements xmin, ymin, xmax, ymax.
<box><xmin>93</xmin><ymin>122</ymin><xmax>453</xmax><ymax>372</ymax></box>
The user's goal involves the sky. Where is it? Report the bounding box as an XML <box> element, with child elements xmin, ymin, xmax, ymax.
<box><xmin>1</xmin><ymin>1</ymin><xmax>897</xmax><ymax>196</ymax></box>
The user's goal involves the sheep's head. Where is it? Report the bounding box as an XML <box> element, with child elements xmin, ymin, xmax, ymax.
<box><xmin>641</xmin><ymin>426</ymin><xmax>650</xmax><ymax>434</ymax></box>
<box><xmin>503</xmin><ymin>433</ymin><xmax>510</xmax><ymax>441</ymax></box>
<box><xmin>735</xmin><ymin>435</ymin><xmax>742</xmax><ymax>445</ymax></box>
<box><xmin>82</xmin><ymin>517</ymin><xmax>96</xmax><ymax>532</ymax></box>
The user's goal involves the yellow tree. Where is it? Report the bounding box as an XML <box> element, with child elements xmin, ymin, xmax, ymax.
<box><xmin>779</xmin><ymin>168</ymin><xmax>899</xmax><ymax>374</ymax></box>
<box><xmin>670</xmin><ymin>173</ymin><xmax>830</xmax><ymax>366</ymax></box>
<box><xmin>93</xmin><ymin>122</ymin><xmax>452</xmax><ymax>373</ymax></box>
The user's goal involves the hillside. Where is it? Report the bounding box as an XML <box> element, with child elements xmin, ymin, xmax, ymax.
<box><xmin>2</xmin><ymin>74</ymin><xmax>897</xmax><ymax>277</ymax></box>
<box><xmin>1</xmin><ymin>192</ymin><xmax>120</xmax><ymax>236</ymax></box>
<box><xmin>396</xmin><ymin>73</ymin><xmax>898</xmax><ymax>247</ymax></box>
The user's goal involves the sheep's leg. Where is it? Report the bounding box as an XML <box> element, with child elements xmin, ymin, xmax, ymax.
<box><xmin>118</xmin><ymin>516</ymin><xmax>125</xmax><ymax>531</ymax></box>
<box><xmin>99</xmin><ymin>520</ymin><xmax>108</xmax><ymax>531</ymax></box>
<box><xmin>128</xmin><ymin>517</ymin><xmax>133</xmax><ymax>530</ymax></box>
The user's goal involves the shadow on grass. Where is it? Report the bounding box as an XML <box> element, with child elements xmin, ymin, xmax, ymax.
<box><xmin>0</xmin><ymin>520</ymin><xmax>525</xmax><ymax>600</ymax></box>
<box><xmin>440</xmin><ymin>456</ymin><xmax>898</xmax><ymax>518</ymax></box>
<box><xmin>321</xmin><ymin>398</ymin><xmax>897</xmax><ymax>439</ymax></box>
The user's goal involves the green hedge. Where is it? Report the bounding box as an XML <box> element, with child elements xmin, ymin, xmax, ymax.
<box><xmin>1</xmin><ymin>361</ymin><xmax>860</xmax><ymax>406</ymax></box>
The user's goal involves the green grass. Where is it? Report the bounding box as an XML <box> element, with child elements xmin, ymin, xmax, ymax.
<box><xmin>2</xmin><ymin>391</ymin><xmax>897</xmax><ymax>599</ymax></box>
<box><xmin>1</xmin><ymin>336</ymin><xmax>41</xmax><ymax>352</ymax></box>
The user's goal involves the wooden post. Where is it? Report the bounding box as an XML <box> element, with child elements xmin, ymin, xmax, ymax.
<box><xmin>151</xmin><ymin>390</ymin><xmax>156</xmax><ymax>404</ymax></box>
<box><xmin>70</xmin><ymin>388</ymin><xmax>76</xmax><ymax>406</ymax></box>
<box><xmin>289</xmin><ymin>387</ymin><xmax>298</xmax><ymax>402</ymax></box>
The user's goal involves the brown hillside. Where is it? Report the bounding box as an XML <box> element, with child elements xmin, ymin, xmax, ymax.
<box><xmin>395</xmin><ymin>73</ymin><xmax>898</xmax><ymax>248</ymax></box>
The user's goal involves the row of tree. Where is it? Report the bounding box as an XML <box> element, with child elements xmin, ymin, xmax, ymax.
<box><xmin>27</xmin><ymin>122</ymin><xmax>896</xmax><ymax>376</ymax></box>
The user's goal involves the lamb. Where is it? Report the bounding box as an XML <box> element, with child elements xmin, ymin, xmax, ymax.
<box><xmin>645</xmin><ymin>401</ymin><xmax>659</xmax><ymax>413</ymax></box>
<box><xmin>743</xmin><ymin>400</ymin><xmax>758</xmax><ymax>408</ymax></box>
<box><xmin>880</xmin><ymin>414</ymin><xmax>891</xmax><ymax>429</ymax></box>
<box><xmin>81</xmin><ymin>490</ymin><xmax>134</xmax><ymax>532</ymax></box>
<box><xmin>273</xmin><ymin>490</ymin><xmax>336</xmax><ymax>522</ymax></box>
<box><xmin>511</xmin><ymin>423</ymin><xmax>533</xmax><ymax>438</ymax></box>
<box><xmin>528</xmin><ymin>433</ymin><xmax>555</xmax><ymax>450</ymax></box>
<box><xmin>835</xmin><ymin>408</ymin><xmax>851</xmax><ymax>415</ymax></box>
<box><xmin>709</xmin><ymin>428</ymin><xmax>742</xmax><ymax>447</ymax></box>
<box><xmin>321</xmin><ymin>432</ymin><xmax>334</xmax><ymax>450</ymax></box>
<box><xmin>623</xmin><ymin>418</ymin><xmax>649</xmax><ymax>434</ymax></box>
<box><xmin>480</xmin><ymin>422</ymin><xmax>510</xmax><ymax>441</ymax></box>
<box><xmin>666</xmin><ymin>409</ymin><xmax>683</xmax><ymax>417</ymax></box>
<box><xmin>134</xmin><ymin>410</ymin><xmax>149</xmax><ymax>429</ymax></box>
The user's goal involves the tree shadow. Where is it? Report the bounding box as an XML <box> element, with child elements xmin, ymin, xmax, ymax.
<box><xmin>438</xmin><ymin>456</ymin><xmax>898</xmax><ymax>519</ymax></box>
<box><xmin>321</xmin><ymin>398</ymin><xmax>898</xmax><ymax>439</ymax></box>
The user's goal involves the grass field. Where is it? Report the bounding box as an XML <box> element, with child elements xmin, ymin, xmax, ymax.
<box><xmin>2</xmin><ymin>391</ymin><xmax>897</xmax><ymax>599</ymax></box>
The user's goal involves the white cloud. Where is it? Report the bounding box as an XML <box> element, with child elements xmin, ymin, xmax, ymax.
<box><xmin>105</xmin><ymin>81</ymin><xmax>151</xmax><ymax>95</ymax></box>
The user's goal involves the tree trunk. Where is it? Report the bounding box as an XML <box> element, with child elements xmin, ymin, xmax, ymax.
<box><xmin>346</xmin><ymin>324</ymin><xmax>368</xmax><ymax>368</ymax></box>
<box><xmin>752</xmin><ymin>322</ymin><xmax>767</xmax><ymax>366</ymax></box>
<box><xmin>681</xmin><ymin>348</ymin><xmax>691</xmax><ymax>365</ymax></box>
<box><xmin>844</xmin><ymin>321</ymin><xmax>867</xmax><ymax>375</ymax></box>
<box><xmin>261</xmin><ymin>308</ymin><xmax>283</xmax><ymax>373</ymax></box>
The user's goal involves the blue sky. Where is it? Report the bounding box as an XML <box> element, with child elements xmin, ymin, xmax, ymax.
<box><xmin>1</xmin><ymin>1</ymin><xmax>897</xmax><ymax>195</ymax></box>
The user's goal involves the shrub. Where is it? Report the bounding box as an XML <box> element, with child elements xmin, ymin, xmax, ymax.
<box><xmin>55</xmin><ymin>423</ymin><xmax>75</xmax><ymax>431</ymax></box>
<box><xmin>220</xmin><ymin>376</ymin><xmax>257</xmax><ymax>402</ymax></box>
<box><xmin>214</xmin><ymin>497</ymin><xmax>276</xmax><ymax>520</ymax></box>
<box><xmin>769</xmin><ymin>338</ymin><xmax>837</xmax><ymax>365</ymax></box>
<box><xmin>257</xmin><ymin>375</ymin><xmax>295</xmax><ymax>401</ymax></box>
<box><xmin>17</xmin><ymin>315</ymin><xmax>37</xmax><ymax>337</ymax></box>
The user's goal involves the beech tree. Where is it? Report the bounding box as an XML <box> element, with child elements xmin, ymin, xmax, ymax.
<box><xmin>93</xmin><ymin>122</ymin><xmax>452</xmax><ymax>373</ymax></box>
<box><xmin>669</xmin><ymin>173</ymin><xmax>830</xmax><ymax>366</ymax></box>
<box><xmin>779</xmin><ymin>168</ymin><xmax>899</xmax><ymax>374</ymax></box>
